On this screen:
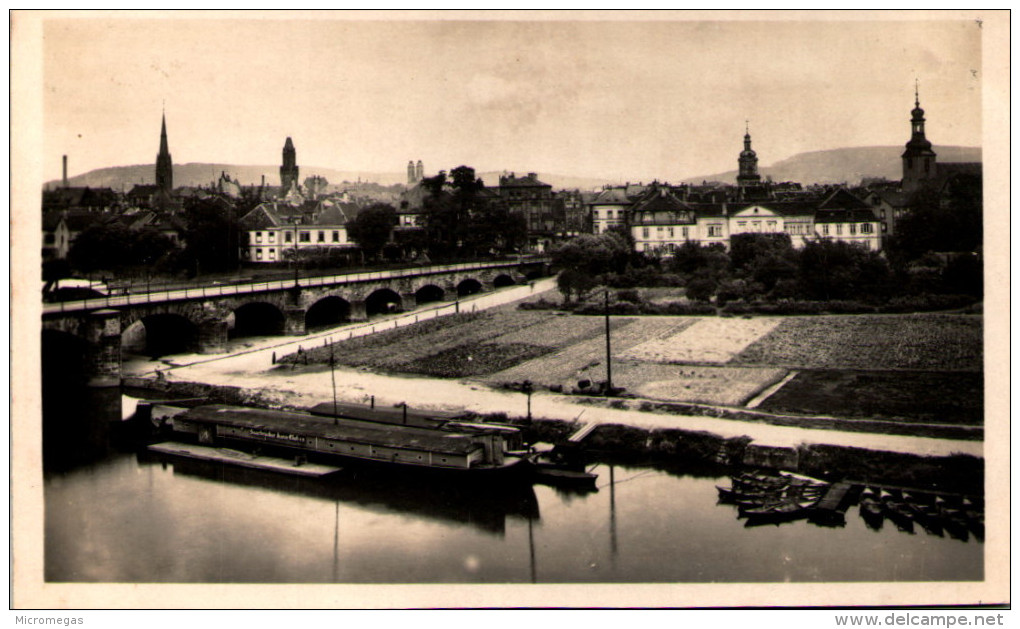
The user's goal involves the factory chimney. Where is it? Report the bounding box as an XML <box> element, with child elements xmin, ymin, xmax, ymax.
<box><xmin>62</xmin><ymin>155</ymin><xmax>68</xmax><ymax>188</ymax></box>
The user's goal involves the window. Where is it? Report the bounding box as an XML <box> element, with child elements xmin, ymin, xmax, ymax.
<box><xmin>668</xmin><ymin>227</ymin><xmax>674</xmax><ymax>238</ymax></box>
<box><xmin>682</xmin><ymin>226</ymin><xmax>689</xmax><ymax>239</ymax></box>
<box><xmin>849</xmin><ymin>224</ymin><xmax>857</xmax><ymax>235</ymax></box>
<box><xmin>752</xmin><ymin>221</ymin><xmax>761</xmax><ymax>232</ymax></box>
<box><xmin>708</xmin><ymin>225</ymin><xmax>722</xmax><ymax>237</ymax></box>
<box><xmin>255</xmin><ymin>231</ymin><xmax>263</xmax><ymax>243</ymax></box>
<box><xmin>836</xmin><ymin>224</ymin><xmax>843</xmax><ymax>235</ymax></box>
<box><xmin>285</xmin><ymin>231</ymin><xmax>293</xmax><ymax>243</ymax></box>
<box><xmin>255</xmin><ymin>248</ymin><xmax>263</xmax><ymax>260</ymax></box>
<box><xmin>268</xmin><ymin>248</ymin><xmax>276</xmax><ymax>260</ymax></box>
<box><xmin>861</xmin><ymin>223</ymin><xmax>874</xmax><ymax>234</ymax></box>
<box><xmin>332</xmin><ymin>231</ymin><xmax>340</xmax><ymax>242</ymax></box>
<box><xmin>822</xmin><ymin>224</ymin><xmax>830</xmax><ymax>236</ymax></box>
<box><xmin>300</xmin><ymin>231</ymin><xmax>310</xmax><ymax>243</ymax></box>
<box><xmin>642</xmin><ymin>227</ymin><xmax>649</xmax><ymax>239</ymax></box>
<box><xmin>317</xmin><ymin>231</ymin><xmax>325</xmax><ymax>243</ymax></box>
<box><xmin>737</xmin><ymin>221</ymin><xmax>747</xmax><ymax>230</ymax></box>
<box><xmin>607</xmin><ymin>210</ymin><xmax>614</xmax><ymax>219</ymax></box>
<box><xmin>767</xmin><ymin>220</ymin><xmax>777</xmax><ymax>232</ymax></box>
<box><xmin>268</xmin><ymin>232</ymin><xmax>275</xmax><ymax>242</ymax></box>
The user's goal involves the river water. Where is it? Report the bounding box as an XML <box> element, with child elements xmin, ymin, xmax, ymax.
<box><xmin>44</xmin><ymin>428</ymin><xmax>982</xmax><ymax>583</ymax></box>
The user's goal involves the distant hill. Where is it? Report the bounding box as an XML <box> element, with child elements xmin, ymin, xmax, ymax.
<box><xmin>683</xmin><ymin>145</ymin><xmax>982</xmax><ymax>186</ymax></box>
<box><xmin>45</xmin><ymin>163</ymin><xmax>620</xmax><ymax>192</ymax></box>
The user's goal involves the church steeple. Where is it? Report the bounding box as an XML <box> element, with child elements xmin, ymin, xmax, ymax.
<box><xmin>736</xmin><ymin>121</ymin><xmax>761</xmax><ymax>186</ymax></box>
<box><xmin>901</xmin><ymin>80</ymin><xmax>937</xmax><ymax>193</ymax></box>
<box><xmin>280</xmin><ymin>137</ymin><xmax>299</xmax><ymax>192</ymax></box>
<box><xmin>155</xmin><ymin>110</ymin><xmax>173</xmax><ymax>194</ymax></box>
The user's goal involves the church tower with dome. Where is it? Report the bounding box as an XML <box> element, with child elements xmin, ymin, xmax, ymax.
<box><xmin>736</xmin><ymin>122</ymin><xmax>761</xmax><ymax>186</ymax></box>
<box><xmin>901</xmin><ymin>82</ymin><xmax>938</xmax><ymax>193</ymax></box>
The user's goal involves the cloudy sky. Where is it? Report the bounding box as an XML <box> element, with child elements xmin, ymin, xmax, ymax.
<box><xmin>39</xmin><ymin>13</ymin><xmax>984</xmax><ymax>184</ymax></box>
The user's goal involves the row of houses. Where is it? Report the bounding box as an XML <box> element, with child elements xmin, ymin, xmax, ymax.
<box><xmin>592</xmin><ymin>183</ymin><xmax>884</xmax><ymax>254</ymax></box>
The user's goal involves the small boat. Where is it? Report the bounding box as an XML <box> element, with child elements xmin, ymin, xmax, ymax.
<box><xmin>532</xmin><ymin>465</ymin><xmax>599</xmax><ymax>489</ymax></box>
<box><xmin>858</xmin><ymin>488</ymin><xmax>885</xmax><ymax>531</ymax></box>
<box><xmin>528</xmin><ymin>451</ymin><xmax>598</xmax><ymax>489</ymax></box>
<box><xmin>742</xmin><ymin>499</ymin><xmax>817</xmax><ymax>525</ymax></box>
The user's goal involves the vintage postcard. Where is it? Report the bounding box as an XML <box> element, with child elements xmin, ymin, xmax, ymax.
<box><xmin>10</xmin><ymin>10</ymin><xmax>1010</xmax><ymax>611</ymax></box>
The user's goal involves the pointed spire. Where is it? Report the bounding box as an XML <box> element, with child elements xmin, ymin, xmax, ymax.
<box><xmin>159</xmin><ymin>110</ymin><xmax>169</xmax><ymax>153</ymax></box>
<box><xmin>914</xmin><ymin>78</ymin><xmax>920</xmax><ymax>108</ymax></box>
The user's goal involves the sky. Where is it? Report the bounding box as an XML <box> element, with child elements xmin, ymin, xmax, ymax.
<box><xmin>39</xmin><ymin>13</ymin><xmax>984</xmax><ymax>185</ymax></box>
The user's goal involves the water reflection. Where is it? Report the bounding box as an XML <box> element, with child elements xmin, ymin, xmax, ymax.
<box><xmin>144</xmin><ymin>450</ymin><xmax>540</xmax><ymax>537</ymax></box>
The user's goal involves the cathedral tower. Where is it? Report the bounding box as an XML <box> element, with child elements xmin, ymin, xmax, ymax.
<box><xmin>736</xmin><ymin>122</ymin><xmax>761</xmax><ymax>186</ymax></box>
<box><xmin>901</xmin><ymin>83</ymin><xmax>937</xmax><ymax>193</ymax></box>
<box><xmin>407</xmin><ymin>160</ymin><xmax>416</xmax><ymax>185</ymax></box>
<box><xmin>155</xmin><ymin>112</ymin><xmax>173</xmax><ymax>194</ymax></box>
<box><xmin>280</xmin><ymin>137</ymin><xmax>299</xmax><ymax>191</ymax></box>
<box><xmin>415</xmin><ymin>160</ymin><xmax>423</xmax><ymax>181</ymax></box>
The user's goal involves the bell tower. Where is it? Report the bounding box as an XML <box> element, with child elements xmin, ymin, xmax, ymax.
<box><xmin>280</xmin><ymin>137</ymin><xmax>299</xmax><ymax>191</ymax></box>
<box><xmin>736</xmin><ymin>121</ymin><xmax>761</xmax><ymax>186</ymax></box>
<box><xmin>901</xmin><ymin>81</ymin><xmax>937</xmax><ymax>193</ymax></box>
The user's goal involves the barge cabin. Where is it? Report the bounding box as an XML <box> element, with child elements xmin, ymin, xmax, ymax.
<box><xmin>172</xmin><ymin>404</ymin><xmax>527</xmax><ymax>475</ymax></box>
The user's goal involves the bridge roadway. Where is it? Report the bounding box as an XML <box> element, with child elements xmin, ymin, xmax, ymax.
<box><xmin>43</xmin><ymin>258</ymin><xmax>549</xmax><ymax>315</ymax></box>
<box><xmin>43</xmin><ymin>257</ymin><xmax>550</xmax><ymax>386</ymax></box>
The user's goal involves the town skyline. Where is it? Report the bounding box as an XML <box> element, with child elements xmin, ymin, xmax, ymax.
<box><xmin>41</xmin><ymin>14</ymin><xmax>983</xmax><ymax>185</ymax></box>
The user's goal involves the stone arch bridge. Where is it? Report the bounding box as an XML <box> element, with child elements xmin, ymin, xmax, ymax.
<box><xmin>42</xmin><ymin>258</ymin><xmax>550</xmax><ymax>385</ymax></box>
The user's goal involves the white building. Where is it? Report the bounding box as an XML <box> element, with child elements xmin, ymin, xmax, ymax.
<box><xmin>238</xmin><ymin>200</ymin><xmax>360</xmax><ymax>263</ymax></box>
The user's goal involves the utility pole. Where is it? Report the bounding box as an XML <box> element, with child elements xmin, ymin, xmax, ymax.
<box><xmin>604</xmin><ymin>288</ymin><xmax>613</xmax><ymax>396</ymax></box>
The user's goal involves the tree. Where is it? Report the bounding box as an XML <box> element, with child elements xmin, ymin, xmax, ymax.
<box><xmin>179</xmin><ymin>196</ymin><xmax>241</xmax><ymax>275</ymax></box>
<box><xmin>420</xmin><ymin>165</ymin><xmax>521</xmax><ymax>259</ymax></box>
<box><xmin>465</xmin><ymin>200</ymin><xmax>527</xmax><ymax>257</ymax></box>
<box><xmin>68</xmin><ymin>221</ymin><xmax>175</xmax><ymax>274</ymax></box>
<box><xmin>798</xmin><ymin>239</ymin><xmax>890</xmax><ymax>301</ymax></box>
<box><xmin>551</xmin><ymin>232</ymin><xmax>631</xmax><ymax>278</ymax></box>
<box><xmin>347</xmin><ymin>203</ymin><xmax>396</xmax><ymax>260</ymax></box>
<box><xmin>887</xmin><ymin>178</ymin><xmax>982</xmax><ymax>265</ymax></box>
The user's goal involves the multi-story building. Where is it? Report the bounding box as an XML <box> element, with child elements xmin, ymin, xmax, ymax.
<box><xmin>238</xmin><ymin>200</ymin><xmax>360</xmax><ymax>263</ymax></box>
<box><xmin>497</xmin><ymin>172</ymin><xmax>559</xmax><ymax>250</ymax></box>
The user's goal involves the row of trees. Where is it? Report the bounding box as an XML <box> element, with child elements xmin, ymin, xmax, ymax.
<box><xmin>344</xmin><ymin>165</ymin><xmax>529</xmax><ymax>262</ymax></box>
<box><xmin>552</xmin><ymin>229</ymin><xmax>981</xmax><ymax>305</ymax></box>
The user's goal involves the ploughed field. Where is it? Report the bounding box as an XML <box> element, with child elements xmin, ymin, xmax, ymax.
<box><xmin>281</xmin><ymin>309</ymin><xmax>983</xmax><ymax>426</ymax></box>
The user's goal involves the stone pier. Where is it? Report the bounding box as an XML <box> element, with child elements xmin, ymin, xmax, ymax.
<box><xmin>284</xmin><ymin>306</ymin><xmax>307</xmax><ymax>336</ymax></box>
<box><xmin>84</xmin><ymin>309</ymin><xmax>121</xmax><ymax>387</ymax></box>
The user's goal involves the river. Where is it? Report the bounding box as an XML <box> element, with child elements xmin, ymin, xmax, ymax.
<box><xmin>43</xmin><ymin>411</ymin><xmax>982</xmax><ymax>584</ymax></box>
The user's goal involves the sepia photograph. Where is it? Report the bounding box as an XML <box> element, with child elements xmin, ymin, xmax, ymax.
<box><xmin>10</xmin><ymin>9</ymin><xmax>1010</xmax><ymax>611</ymax></box>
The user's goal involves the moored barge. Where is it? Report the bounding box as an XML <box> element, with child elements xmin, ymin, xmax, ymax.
<box><xmin>167</xmin><ymin>404</ymin><xmax>529</xmax><ymax>476</ymax></box>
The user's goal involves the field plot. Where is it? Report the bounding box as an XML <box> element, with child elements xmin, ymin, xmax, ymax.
<box><xmin>486</xmin><ymin>317</ymin><xmax>694</xmax><ymax>386</ymax></box>
<box><xmin>757</xmin><ymin>370</ymin><xmax>984</xmax><ymax>425</ymax></box>
<box><xmin>619</xmin><ymin>317</ymin><xmax>782</xmax><ymax>364</ymax></box>
<box><xmin>731</xmin><ymin>315</ymin><xmax>983</xmax><ymax>371</ymax></box>
<box><xmin>284</xmin><ymin>309</ymin><xmax>551</xmax><ymax>371</ymax></box>
<box><xmin>597</xmin><ymin>363</ymin><xmax>788</xmax><ymax>406</ymax></box>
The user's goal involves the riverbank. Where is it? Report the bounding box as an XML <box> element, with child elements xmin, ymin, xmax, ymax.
<box><xmin>124</xmin><ymin>374</ymin><xmax>984</xmax><ymax>496</ymax></box>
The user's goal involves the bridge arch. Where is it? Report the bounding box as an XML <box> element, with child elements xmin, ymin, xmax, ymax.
<box><xmin>365</xmin><ymin>288</ymin><xmax>402</xmax><ymax>316</ymax></box>
<box><xmin>492</xmin><ymin>273</ymin><xmax>516</xmax><ymax>289</ymax></box>
<box><xmin>229</xmin><ymin>302</ymin><xmax>286</xmax><ymax>339</ymax></box>
<box><xmin>306</xmin><ymin>296</ymin><xmax>351</xmax><ymax>330</ymax></box>
<box><xmin>135</xmin><ymin>313</ymin><xmax>200</xmax><ymax>357</ymax></box>
<box><xmin>457</xmin><ymin>278</ymin><xmax>483</xmax><ymax>297</ymax></box>
<box><xmin>414</xmin><ymin>284</ymin><xmax>445</xmax><ymax>304</ymax></box>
